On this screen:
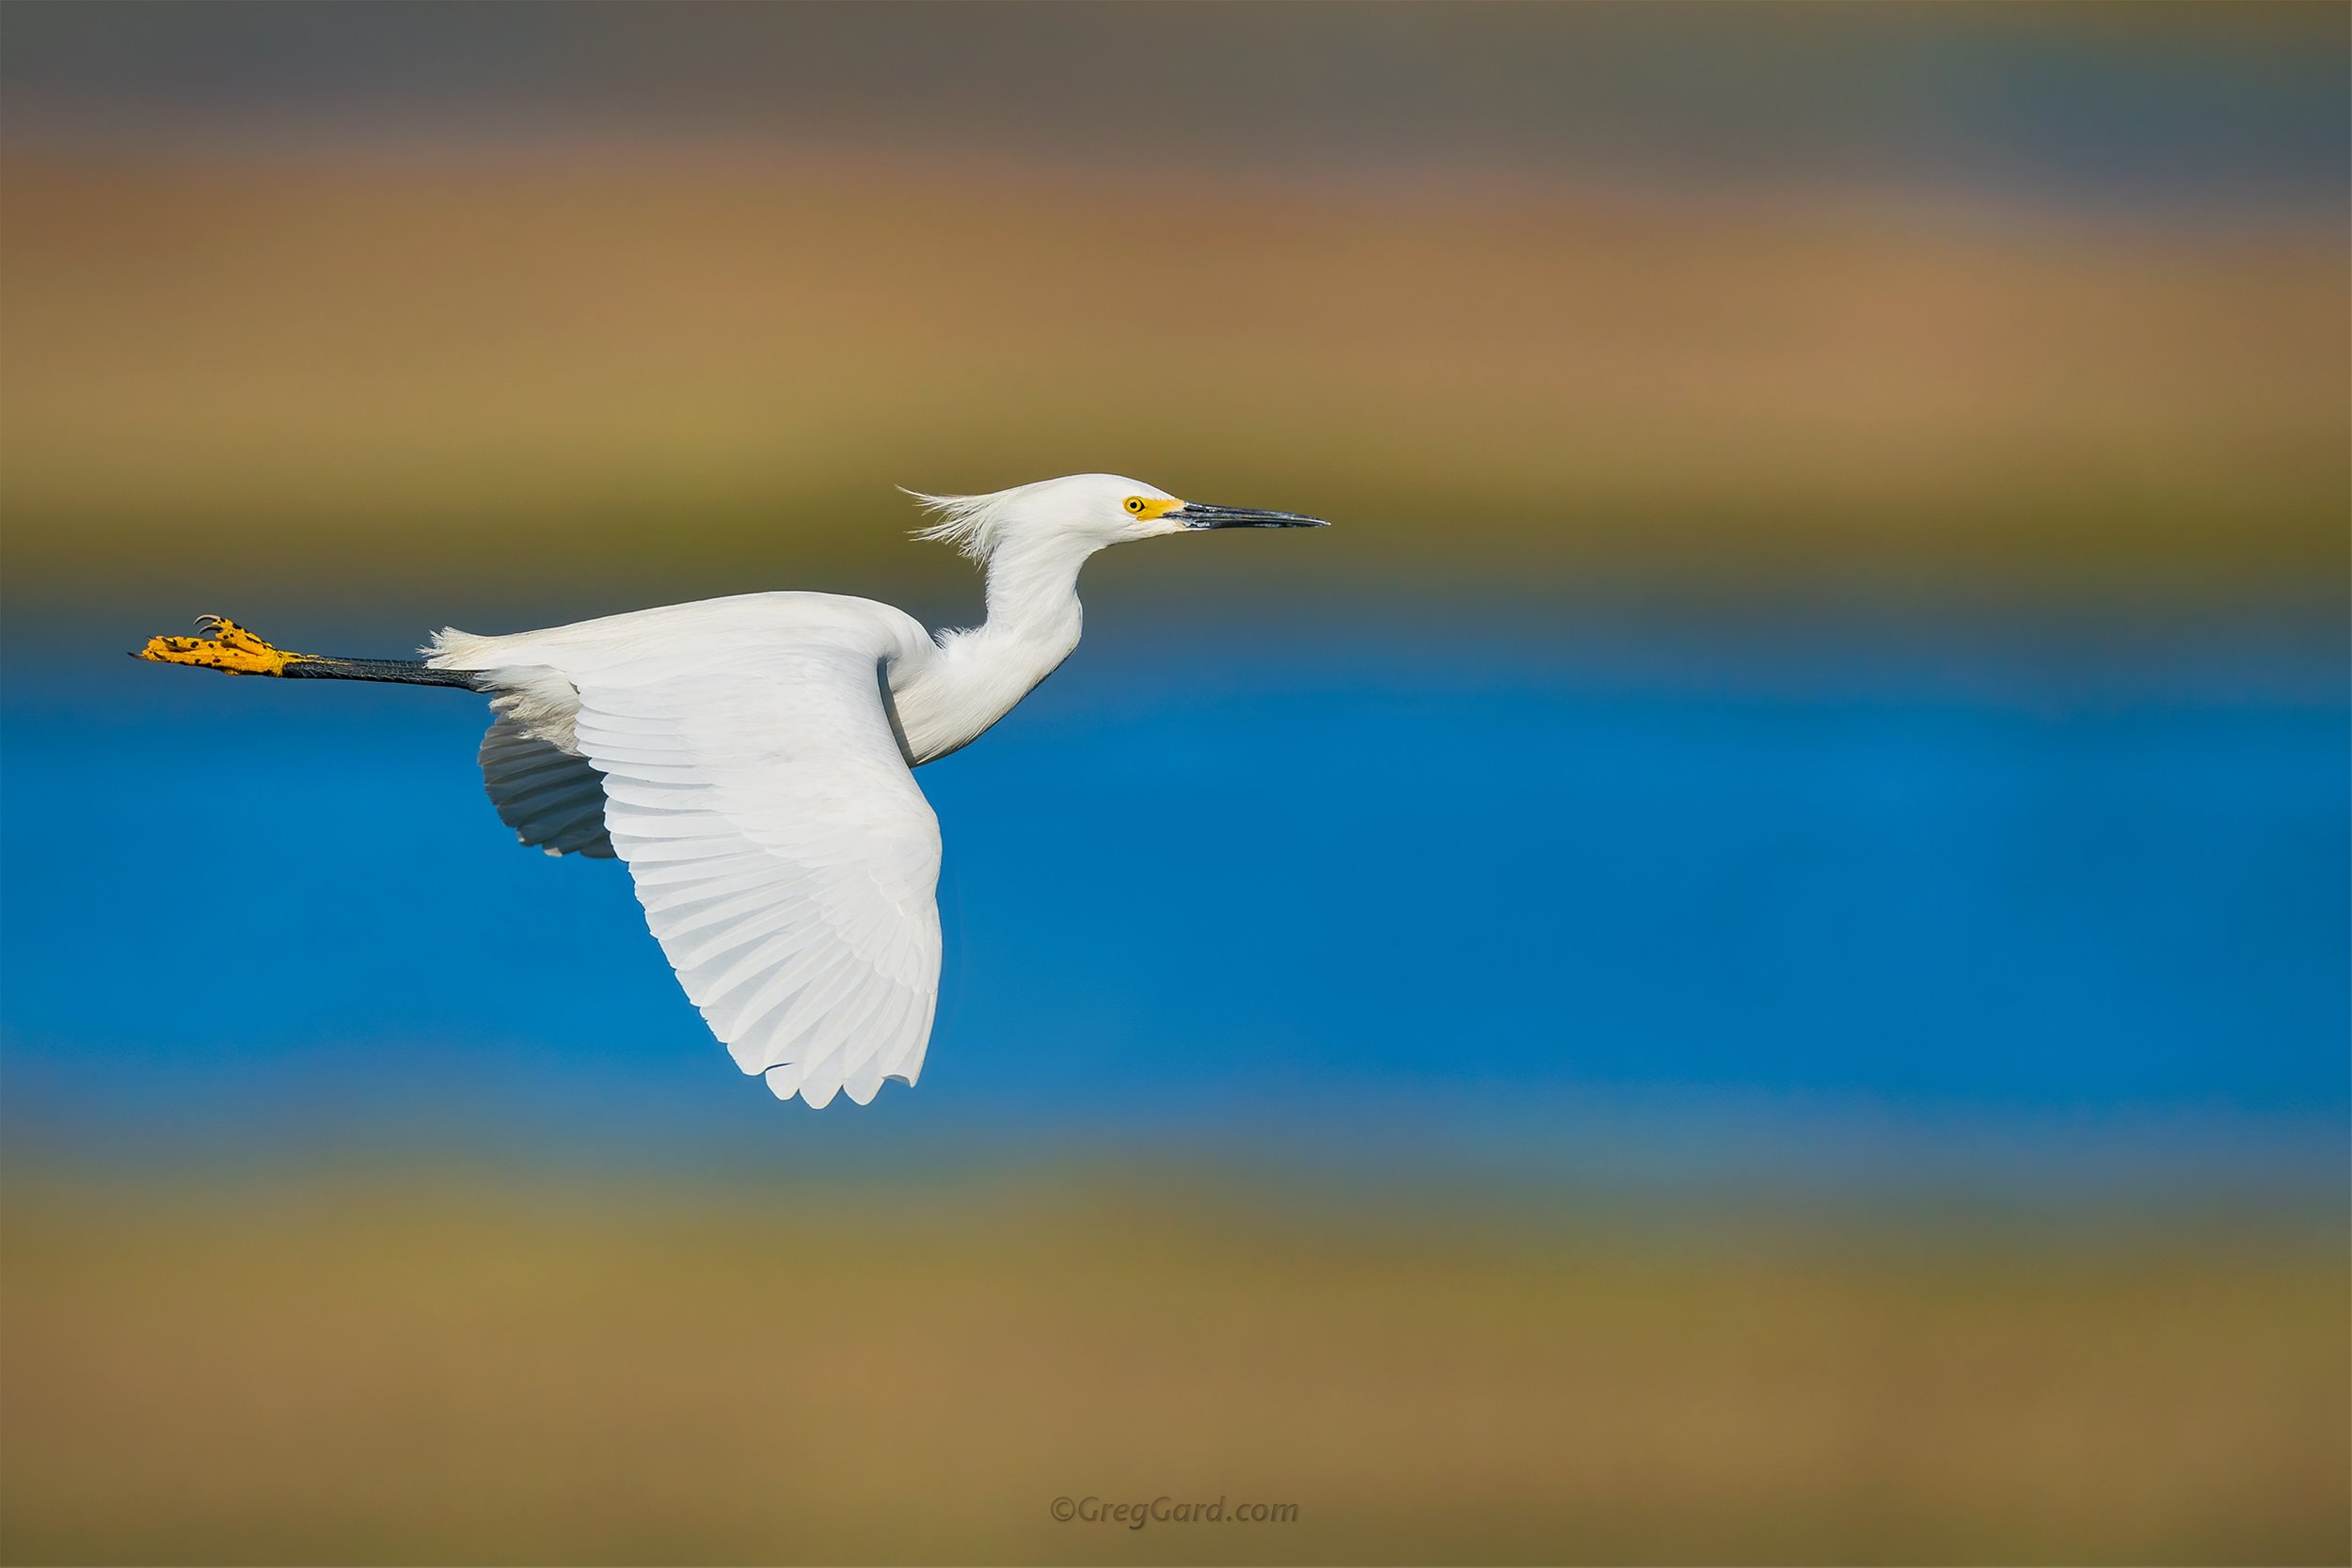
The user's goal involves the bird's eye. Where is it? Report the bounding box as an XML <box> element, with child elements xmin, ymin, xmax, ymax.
<box><xmin>1124</xmin><ymin>497</ymin><xmax>1146</xmax><ymax>515</ymax></box>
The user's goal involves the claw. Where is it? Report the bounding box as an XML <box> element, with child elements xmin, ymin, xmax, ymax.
<box><xmin>135</xmin><ymin>616</ymin><xmax>307</xmax><ymax>676</ymax></box>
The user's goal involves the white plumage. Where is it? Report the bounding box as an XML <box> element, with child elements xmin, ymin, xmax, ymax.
<box><xmin>423</xmin><ymin>474</ymin><xmax>1324</xmax><ymax>1106</ymax></box>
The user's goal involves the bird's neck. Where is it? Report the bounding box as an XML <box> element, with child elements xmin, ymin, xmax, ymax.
<box><xmin>895</xmin><ymin>535</ymin><xmax>1089</xmax><ymax>764</ymax></box>
<box><xmin>978</xmin><ymin>532</ymin><xmax>1090</xmax><ymax>648</ymax></box>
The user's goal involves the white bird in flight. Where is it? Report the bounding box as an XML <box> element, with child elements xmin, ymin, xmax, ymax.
<box><xmin>138</xmin><ymin>475</ymin><xmax>1326</xmax><ymax>1107</ymax></box>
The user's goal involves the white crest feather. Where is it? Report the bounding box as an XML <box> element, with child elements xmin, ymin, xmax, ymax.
<box><xmin>902</xmin><ymin>486</ymin><xmax>1016</xmax><ymax>561</ymax></box>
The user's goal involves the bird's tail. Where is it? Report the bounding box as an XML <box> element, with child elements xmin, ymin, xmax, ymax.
<box><xmin>135</xmin><ymin>615</ymin><xmax>485</xmax><ymax>689</ymax></box>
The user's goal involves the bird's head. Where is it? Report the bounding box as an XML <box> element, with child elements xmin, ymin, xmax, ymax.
<box><xmin>905</xmin><ymin>473</ymin><xmax>1325</xmax><ymax>562</ymax></box>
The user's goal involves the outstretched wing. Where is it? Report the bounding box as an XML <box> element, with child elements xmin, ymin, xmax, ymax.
<box><xmin>568</xmin><ymin>644</ymin><xmax>942</xmax><ymax>1108</ymax></box>
<box><xmin>478</xmin><ymin>717</ymin><xmax>615</xmax><ymax>859</ymax></box>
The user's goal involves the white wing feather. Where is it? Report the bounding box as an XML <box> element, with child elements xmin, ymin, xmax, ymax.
<box><xmin>567</xmin><ymin>644</ymin><xmax>942</xmax><ymax>1108</ymax></box>
<box><xmin>433</xmin><ymin>596</ymin><xmax>945</xmax><ymax>1107</ymax></box>
<box><xmin>477</xmin><ymin>718</ymin><xmax>615</xmax><ymax>858</ymax></box>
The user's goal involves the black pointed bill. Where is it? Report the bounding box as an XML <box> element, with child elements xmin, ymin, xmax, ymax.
<box><xmin>1173</xmin><ymin>502</ymin><xmax>1327</xmax><ymax>531</ymax></box>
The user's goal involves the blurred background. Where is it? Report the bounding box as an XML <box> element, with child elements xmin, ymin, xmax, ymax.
<box><xmin>1</xmin><ymin>4</ymin><xmax>2344</xmax><ymax>1562</ymax></box>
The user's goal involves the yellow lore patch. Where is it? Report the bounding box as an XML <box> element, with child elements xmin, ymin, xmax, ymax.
<box><xmin>137</xmin><ymin>616</ymin><xmax>309</xmax><ymax>676</ymax></box>
<box><xmin>1123</xmin><ymin>495</ymin><xmax>1182</xmax><ymax>521</ymax></box>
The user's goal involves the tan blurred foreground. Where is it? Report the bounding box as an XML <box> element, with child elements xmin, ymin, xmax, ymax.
<box><xmin>2</xmin><ymin>1177</ymin><xmax>2343</xmax><ymax>1565</ymax></box>
<box><xmin>3</xmin><ymin>150</ymin><xmax>2344</xmax><ymax>611</ymax></box>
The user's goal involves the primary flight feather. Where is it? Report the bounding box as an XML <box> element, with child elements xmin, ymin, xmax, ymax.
<box><xmin>136</xmin><ymin>474</ymin><xmax>1326</xmax><ymax>1107</ymax></box>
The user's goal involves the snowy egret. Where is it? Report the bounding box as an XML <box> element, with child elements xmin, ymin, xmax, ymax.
<box><xmin>136</xmin><ymin>474</ymin><xmax>1326</xmax><ymax>1107</ymax></box>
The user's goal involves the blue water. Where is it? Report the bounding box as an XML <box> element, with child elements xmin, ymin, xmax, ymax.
<box><xmin>3</xmin><ymin>620</ymin><xmax>2344</xmax><ymax>1184</ymax></box>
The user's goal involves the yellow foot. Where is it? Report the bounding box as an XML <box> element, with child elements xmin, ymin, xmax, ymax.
<box><xmin>136</xmin><ymin>615</ymin><xmax>307</xmax><ymax>676</ymax></box>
